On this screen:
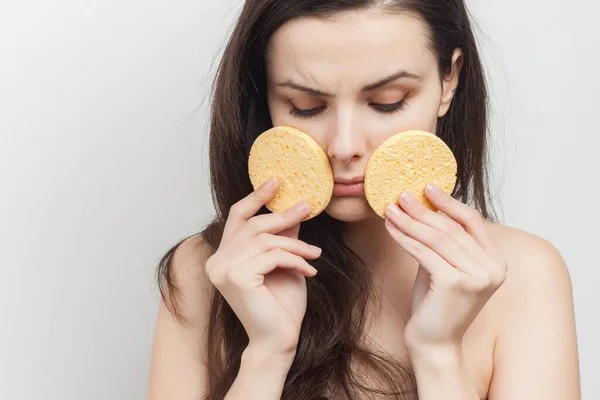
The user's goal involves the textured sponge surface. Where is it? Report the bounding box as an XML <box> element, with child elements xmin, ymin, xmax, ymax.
<box><xmin>248</xmin><ymin>126</ymin><xmax>334</xmax><ymax>219</ymax></box>
<box><xmin>365</xmin><ymin>130</ymin><xmax>457</xmax><ymax>217</ymax></box>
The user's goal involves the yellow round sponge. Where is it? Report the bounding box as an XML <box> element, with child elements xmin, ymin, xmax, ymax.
<box><xmin>248</xmin><ymin>126</ymin><xmax>333</xmax><ymax>220</ymax></box>
<box><xmin>364</xmin><ymin>130</ymin><xmax>457</xmax><ymax>217</ymax></box>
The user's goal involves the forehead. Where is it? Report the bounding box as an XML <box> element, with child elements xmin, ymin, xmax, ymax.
<box><xmin>267</xmin><ymin>10</ymin><xmax>436</xmax><ymax>86</ymax></box>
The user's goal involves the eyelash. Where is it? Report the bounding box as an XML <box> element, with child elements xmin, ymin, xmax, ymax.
<box><xmin>289</xmin><ymin>99</ymin><xmax>407</xmax><ymax>119</ymax></box>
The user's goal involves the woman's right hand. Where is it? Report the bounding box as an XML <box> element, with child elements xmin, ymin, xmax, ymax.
<box><xmin>205</xmin><ymin>176</ymin><xmax>321</xmax><ymax>356</ymax></box>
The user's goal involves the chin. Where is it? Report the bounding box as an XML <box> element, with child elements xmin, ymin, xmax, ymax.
<box><xmin>323</xmin><ymin>196</ymin><xmax>377</xmax><ymax>222</ymax></box>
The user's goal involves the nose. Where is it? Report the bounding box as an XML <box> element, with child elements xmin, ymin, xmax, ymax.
<box><xmin>327</xmin><ymin>114</ymin><xmax>367</xmax><ymax>165</ymax></box>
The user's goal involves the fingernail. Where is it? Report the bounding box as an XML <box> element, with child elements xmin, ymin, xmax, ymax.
<box><xmin>386</xmin><ymin>203</ymin><xmax>402</xmax><ymax>218</ymax></box>
<box><xmin>291</xmin><ymin>201</ymin><xmax>309</xmax><ymax>214</ymax></box>
<box><xmin>262</xmin><ymin>177</ymin><xmax>277</xmax><ymax>189</ymax></box>
<box><xmin>309</xmin><ymin>245</ymin><xmax>322</xmax><ymax>255</ymax></box>
<box><xmin>400</xmin><ymin>191</ymin><xmax>414</xmax><ymax>205</ymax></box>
<box><xmin>426</xmin><ymin>182</ymin><xmax>441</xmax><ymax>196</ymax></box>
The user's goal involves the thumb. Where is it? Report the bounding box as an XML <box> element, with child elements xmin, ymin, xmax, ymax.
<box><xmin>412</xmin><ymin>265</ymin><xmax>430</xmax><ymax>314</ymax></box>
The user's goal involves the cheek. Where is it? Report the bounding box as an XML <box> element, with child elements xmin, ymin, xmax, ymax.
<box><xmin>403</xmin><ymin>86</ymin><xmax>442</xmax><ymax>128</ymax></box>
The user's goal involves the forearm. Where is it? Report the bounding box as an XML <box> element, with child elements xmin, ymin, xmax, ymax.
<box><xmin>410</xmin><ymin>346</ymin><xmax>480</xmax><ymax>400</ymax></box>
<box><xmin>224</xmin><ymin>345</ymin><xmax>295</xmax><ymax>400</ymax></box>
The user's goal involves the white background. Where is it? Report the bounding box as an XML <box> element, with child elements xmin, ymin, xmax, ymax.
<box><xmin>1</xmin><ymin>0</ymin><xmax>598</xmax><ymax>398</ymax></box>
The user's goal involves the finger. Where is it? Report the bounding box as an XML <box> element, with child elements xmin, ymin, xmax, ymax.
<box><xmin>397</xmin><ymin>191</ymin><xmax>493</xmax><ymax>265</ymax></box>
<box><xmin>385</xmin><ymin>203</ymin><xmax>482</xmax><ymax>277</ymax></box>
<box><xmin>384</xmin><ymin>218</ymin><xmax>456</xmax><ymax>280</ymax></box>
<box><xmin>234</xmin><ymin>201</ymin><xmax>310</xmax><ymax>244</ymax></box>
<box><xmin>222</xmin><ymin>176</ymin><xmax>280</xmax><ymax>242</ymax></box>
<box><xmin>423</xmin><ymin>183</ymin><xmax>498</xmax><ymax>257</ymax></box>
<box><xmin>279</xmin><ymin>223</ymin><xmax>300</xmax><ymax>239</ymax></box>
<box><xmin>251</xmin><ymin>249</ymin><xmax>318</xmax><ymax>277</ymax></box>
<box><xmin>237</xmin><ymin>233</ymin><xmax>321</xmax><ymax>262</ymax></box>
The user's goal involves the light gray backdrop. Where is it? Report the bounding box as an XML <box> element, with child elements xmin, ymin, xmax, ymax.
<box><xmin>1</xmin><ymin>0</ymin><xmax>597</xmax><ymax>398</ymax></box>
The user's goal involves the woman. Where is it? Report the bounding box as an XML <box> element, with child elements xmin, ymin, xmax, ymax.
<box><xmin>148</xmin><ymin>1</ymin><xmax>580</xmax><ymax>399</ymax></box>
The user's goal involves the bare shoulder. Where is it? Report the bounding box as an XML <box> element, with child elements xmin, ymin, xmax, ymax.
<box><xmin>163</xmin><ymin>232</ymin><xmax>216</xmax><ymax>322</ymax></box>
<box><xmin>169</xmin><ymin>233</ymin><xmax>214</xmax><ymax>287</ymax></box>
<box><xmin>148</xmin><ymin>233</ymin><xmax>216</xmax><ymax>399</ymax></box>
<box><xmin>173</xmin><ymin>233</ymin><xmax>214</xmax><ymax>269</ymax></box>
<box><xmin>481</xmin><ymin>222</ymin><xmax>580</xmax><ymax>398</ymax></box>
<box><xmin>483</xmin><ymin>219</ymin><xmax>570</xmax><ymax>279</ymax></box>
<box><xmin>481</xmin><ymin>219</ymin><xmax>574</xmax><ymax>324</ymax></box>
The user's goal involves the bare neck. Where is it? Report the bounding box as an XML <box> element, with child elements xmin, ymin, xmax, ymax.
<box><xmin>342</xmin><ymin>214</ymin><xmax>418</xmax><ymax>286</ymax></box>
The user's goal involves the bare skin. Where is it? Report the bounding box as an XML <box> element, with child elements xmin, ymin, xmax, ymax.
<box><xmin>148</xmin><ymin>9</ymin><xmax>580</xmax><ymax>400</ymax></box>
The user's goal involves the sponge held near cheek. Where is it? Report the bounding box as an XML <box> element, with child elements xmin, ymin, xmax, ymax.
<box><xmin>248</xmin><ymin>126</ymin><xmax>334</xmax><ymax>220</ymax></box>
<box><xmin>364</xmin><ymin>130</ymin><xmax>458</xmax><ymax>218</ymax></box>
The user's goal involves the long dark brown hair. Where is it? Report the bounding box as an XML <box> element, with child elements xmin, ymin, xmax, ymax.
<box><xmin>158</xmin><ymin>0</ymin><xmax>497</xmax><ymax>398</ymax></box>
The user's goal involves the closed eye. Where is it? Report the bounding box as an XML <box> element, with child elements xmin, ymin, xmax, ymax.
<box><xmin>288</xmin><ymin>98</ymin><xmax>408</xmax><ymax>119</ymax></box>
<box><xmin>370</xmin><ymin>99</ymin><xmax>407</xmax><ymax>114</ymax></box>
<box><xmin>289</xmin><ymin>105</ymin><xmax>325</xmax><ymax>118</ymax></box>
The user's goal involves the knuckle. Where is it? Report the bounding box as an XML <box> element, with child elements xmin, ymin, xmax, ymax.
<box><xmin>491</xmin><ymin>272</ymin><xmax>506</xmax><ymax>287</ymax></box>
<box><xmin>476</xmin><ymin>273</ymin><xmax>493</xmax><ymax>290</ymax></box>
<box><xmin>256</xmin><ymin>232</ymin><xmax>271</xmax><ymax>247</ymax></box>
<box><xmin>229</xmin><ymin>202</ymin><xmax>243</xmax><ymax>217</ymax></box>
<box><xmin>449</xmin><ymin>273</ymin><xmax>463</xmax><ymax>289</ymax></box>
<box><xmin>280</xmin><ymin>249</ymin><xmax>299</xmax><ymax>263</ymax></box>
<box><xmin>405</xmin><ymin>218</ymin><xmax>418</xmax><ymax>230</ymax></box>
<box><xmin>429</xmin><ymin>230</ymin><xmax>448</xmax><ymax>245</ymax></box>
<box><xmin>411</xmin><ymin>206</ymin><xmax>426</xmax><ymax>219</ymax></box>
<box><xmin>491</xmin><ymin>263</ymin><xmax>508</xmax><ymax>285</ymax></box>
<box><xmin>205</xmin><ymin>254</ymin><xmax>218</xmax><ymax>275</ymax></box>
<box><xmin>206</xmin><ymin>263</ymin><xmax>224</xmax><ymax>285</ymax></box>
<box><xmin>245</xmin><ymin>216</ymin><xmax>262</xmax><ymax>233</ymax></box>
<box><xmin>252</xmin><ymin>191</ymin><xmax>270</xmax><ymax>205</ymax></box>
<box><xmin>464</xmin><ymin>207</ymin><xmax>481</xmax><ymax>224</ymax></box>
<box><xmin>204</xmin><ymin>255</ymin><xmax>214</xmax><ymax>273</ymax></box>
<box><xmin>439</xmin><ymin>193</ymin><xmax>453</xmax><ymax>207</ymax></box>
<box><xmin>448</xmin><ymin>222</ymin><xmax>465</xmax><ymax>237</ymax></box>
<box><xmin>471</xmin><ymin>269</ymin><xmax>506</xmax><ymax>293</ymax></box>
<box><xmin>410</xmin><ymin>240</ymin><xmax>425</xmax><ymax>256</ymax></box>
<box><xmin>499</xmin><ymin>259</ymin><xmax>509</xmax><ymax>272</ymax></box>
<box><xmin>269</xmin><ymin>247</ymin><xmax>286</xmax><ymax>258</ymax></box>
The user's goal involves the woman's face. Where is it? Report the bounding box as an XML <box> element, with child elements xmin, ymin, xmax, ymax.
<box><xmin>266</xmin><ymin>10</ymin><xmax>462</xmax><ymax>222</ymax></box>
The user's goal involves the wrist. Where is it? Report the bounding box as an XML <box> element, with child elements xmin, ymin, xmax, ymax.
<box><xmin>225</xmin><ymin>344</ymin><xmax>296</xmax><ymax>400</ymax></box>
<box><xmin>408</xmin><ymin>342</ymin><xmax>463</xmax><ymax>369</ymax></box>
<box><xmin>242</xmin><ymin>342</ymin><xmax>296</xmax><ymax>370</ymax></box>
<box><xmin>408</xmin><ymin>343</ymin><xmax>480</xmax><ymax>400</ymax></box>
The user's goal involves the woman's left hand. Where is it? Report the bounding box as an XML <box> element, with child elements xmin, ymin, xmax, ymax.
<box><xmin>384</xmin><ymin>182</ymin><xmax>508</xmax><ymax>358</ymax></box>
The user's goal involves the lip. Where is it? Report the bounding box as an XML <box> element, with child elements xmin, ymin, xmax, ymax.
<box><xmin>333</xmin><ymin>178</ymin><xmax>365</xmax><ymax>197</ymax></box>
<box><xmin>334</xmin><ymin>176</ymin><xmax>365</xmax><ymax>184</ymax></box>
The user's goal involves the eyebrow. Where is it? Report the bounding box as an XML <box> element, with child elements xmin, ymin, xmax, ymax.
<box><xmin>276</xmin><ymin>70</ymin><xmax>422</xmax><ymax>97</ymax></box>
